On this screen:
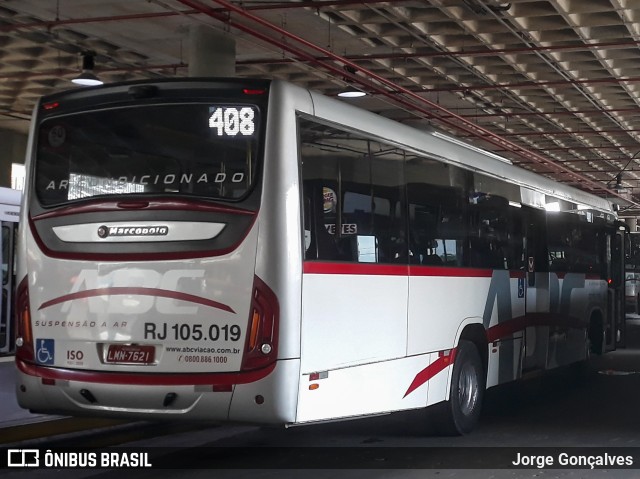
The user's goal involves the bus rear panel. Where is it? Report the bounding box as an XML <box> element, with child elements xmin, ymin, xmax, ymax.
<box><xmin>15</xmin><ymin>79</ymin><xmax>300</xmax><ymax>422</ymax></box>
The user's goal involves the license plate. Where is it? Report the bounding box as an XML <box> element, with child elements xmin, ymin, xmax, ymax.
<box><xmin>105</xmin><ymin>344</ymin><xmax>155</xmax><ymax>364</ymax></box>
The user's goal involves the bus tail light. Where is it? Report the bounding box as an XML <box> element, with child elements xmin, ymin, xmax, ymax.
<box><xmin>15</xmin><ymin>277</ymin><xmax>34</xmax><ymax>362</ymax></box>
<box><xmin>241</xmin><ymin>276</ymin><xmax>279</xmax><ymax>371</ymax></box>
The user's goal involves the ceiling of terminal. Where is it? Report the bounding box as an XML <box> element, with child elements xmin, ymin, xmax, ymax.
<box><xmin>2</xmin><ymin>0</ymin><xmax>640</xmax><ymax>213</ymax></box>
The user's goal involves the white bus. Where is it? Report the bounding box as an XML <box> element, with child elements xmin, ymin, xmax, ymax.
<box><xmin>0</xmin><ymin>186</ymin><xmax>20</xmax><ymax>355</ymax></box>
<box><xmin>15</xmin><ymin>79</ymin><xmax>625</xmax><ymax>434</ymax></box>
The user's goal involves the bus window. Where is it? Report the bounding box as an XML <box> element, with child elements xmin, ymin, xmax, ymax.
<box><xmin>406</xmin><ymin>158</ymin><xmax>467</xmax><ymax>268</ymax></box>
<box><xmin>299</xmin><ymin>117</ymin><xmax>406</xmax><ymax>264</ymax></box>
<box><xmin>547</xmin><ymin>212</ymin><xmax>602</xmax><ymax>275</ymax></box>
<box><xmin>36</xmin><ymin>103</ymin><xmax>262</xmax><ymax>206</ymax></box>
<box><xmin>469</xmin><ymin>193</ymin><xmax>510</xmax><ymax>270</ymax></box>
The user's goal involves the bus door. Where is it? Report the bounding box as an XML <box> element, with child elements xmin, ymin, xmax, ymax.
<box><xmin>605</xmin><ymin>223</ymin><xmax>626</xmax><ymax>351</ymax></box>
<box><xmin>522</xmin><ymin>206</ymin><xmax>550</xmax><ymax>372</ymax></box>
<box><xmin>0</xmin><ymin>221</ymin><xmax>15</xmax><ymax>355</ymax></box>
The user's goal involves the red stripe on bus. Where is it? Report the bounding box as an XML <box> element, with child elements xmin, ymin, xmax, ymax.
<box><xmin>304</xmin><ymin>263</ymin><xmax>603</xmax><ymax>281</ymax></box>
<box><xmin>410</xmin><ymin>265</ymin><xmax>493</xmax><ymax>278</ymax></box>
<box><xmin>486</xmin><ymin>313</ymin><xmax>586</xmax><ymax>342</ymax></box>
<box><xmin>404</xmin><ymin>312</ymin><xmax>587</xmax><ymax>397</ymax></box>
<box><xmin>303</xmin><ymin>262</ymin><xmax>408</xmax><ymax>276</ymax></box>
<box><xmin>304</xmin><ymin>263</ymin><xmax>607</xmax><ymax>281</ymax></box>
<box><xmin>31</xmin><ymin>198</ymin><xmax>256</xmax><ymax>220</ymax></box>
<box><xmin>38</xmin><ymin>287</ymin><xmax>236</xmax><ymax>314</ymax></box>
<box><xmin>304</xmin><ymin>262</ymin><xmax>525</xmax><ymax>278</ymax></box>
<box><xmin>403</xmin><ymin>349</ymin><xmax>457</xmax><ymax>398</ymax></box>
<box><xmin>16</xmin><ymin>358</ymin><xmax>275</xmax><ymax>386</ymax></box>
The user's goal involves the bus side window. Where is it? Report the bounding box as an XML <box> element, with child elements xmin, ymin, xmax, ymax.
<box><xmin>468</xmin><ymin>194</ymin><xmax>509</xmax><ymax>270</ymax></box>
<box><xmin>299</xmin><ymin>116</ymin><xmax>407</xmax><ymax>265</ymax></box>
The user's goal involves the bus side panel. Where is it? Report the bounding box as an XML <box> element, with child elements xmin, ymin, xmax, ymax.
<box><xmin>408</xmin><ymin>275</ymin><xmax>489</xmax><ymax>355</ymax></box>
<box><xmin>296</xmin><ymin>353</ymin><xmax>433</xmax><ymax>423</ymax></box>
<box><xmin>546</xmin><ymin>274</ymin><xmax>604</xmax><ymax>368</ymax></box>
<box><xmin>297</xmin><ymin>271</ymin><xmax>409</xmax><ymax>420</ymax></box>
<box><xmin>408</xmin><ymin>271</ymin><xmax>526</xmax><ymax>390</ymax></box>
<box><xmin>300</xmin><ymin>272</ymin><xmax>408</xmax><ymax>372</ymax></box>
<box><xmin>486</xmin><ymin>337</ymin><xmax>524</xmax><ymax>389</ymax></box>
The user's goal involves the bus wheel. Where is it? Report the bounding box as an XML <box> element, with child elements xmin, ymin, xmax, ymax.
<box><xmin>588</xmin><ymin>315</ymin><xmax>604</xmax><ymax>355</ymax></box>
<box><xmin>433</xmin><ymin>340</ymin><xmax>484</xmax><ymax>436</ymax></box>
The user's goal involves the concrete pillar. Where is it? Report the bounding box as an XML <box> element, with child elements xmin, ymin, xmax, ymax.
<box><xmin>626</xmin><ymin>217</ymin><xmax>638</xmax><ymax>232</ymax></box>
<box><xmin>0</xmin><ymin>129</ymin><xmax>27</xmax><ymax>188</ymax></box>
<box><xmin>188</xmin><ymin>25</ymin><xmax>236</xmax><ymax>77</ymax></box>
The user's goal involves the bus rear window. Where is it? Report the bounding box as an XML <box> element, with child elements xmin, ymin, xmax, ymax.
<box><xmin>35</xmin><ymin>103</ymin><xmax>262</xmax><ymax>206</ymax></box>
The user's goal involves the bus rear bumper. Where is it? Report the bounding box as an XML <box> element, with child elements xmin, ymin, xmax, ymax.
<box><xmin>15</xmin><ymin>358</ymin><xmax>300</xmax><ymax>423</ymax></box>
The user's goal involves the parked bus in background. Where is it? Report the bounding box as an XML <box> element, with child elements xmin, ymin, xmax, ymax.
<box><xmin>625</xmin><ymin>231</ymin><xmax>640</xmax><ymax>315</ymax></box>
<box><xmin>15</xmin><ymin>79</ymin><xmax>626</xmax><ymax>435</ymax></box>
<box><xmin>0</xmin><ymin>186</ymin><xmax>21</xmax><ymax>355</ymax></box>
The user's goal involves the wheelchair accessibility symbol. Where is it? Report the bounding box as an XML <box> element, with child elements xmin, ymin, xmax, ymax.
<box><xmin>518</xmin><ymin>277</ymin><xmax>525</xmax><ymax>298</ymax></box>
<box><xmin>36</xmin><ymin>339</ymin><xmax>55</xmax><ymax>365</ymax></box>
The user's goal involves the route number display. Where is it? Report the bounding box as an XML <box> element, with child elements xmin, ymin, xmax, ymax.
<box><xmin>209</xmin><ymin>106</ymin><xmax>256</xmax><ymax>137</ymax></box>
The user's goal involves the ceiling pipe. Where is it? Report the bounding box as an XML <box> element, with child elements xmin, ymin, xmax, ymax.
<box><xmin>171</xmin><ymin>3</ymin><xmax>551</xmax><ymax>161</ymax></box>
<box><xmin>240</xmin><ymin>39</ymin><xmax>640</xmax><ymax>64</ymax></box>
<box><xmin>14</xmin><ymin>10</ymin><xmax>633</xmax><ymax>55</ymax></box>
<box><xmin>0</xmin><ymin>11</ymin><xmax>195</xmax><ymax>32</ymax></box>
<box><xmin>494</xmin><ymin>128</ymin><xmax>640</xmax><ymax>137</ymax></box>
<box><xmin>533</xmin><ymin>146</ymin><xmax>640</xmax><ymax>153</ymax></box>
<box><xmin>0</xmin><ymin>64</ymin><xmax>187</xmax><ymax>82</ymax></box>
<box><xmin>9</xmin><ymin>61</ymin><xmax>638</xmax><ymax>95</ymax></box>
<box><xmin>394</xmin><ymin>107</ymin><xmax>640</xmax><ymax>120</ymax></box>
<box><xmin>4</xmin><ymin>63</ymin><xmax>638</xmax><ymax>130</ymax></box>
<box><xmin>0</xmin><ymin>1</ymin><xmax>390</xmax><ymax>32</ymax></box>
<box><xmin>4</xmin><ymin>9</ymin><xmax>640</xmax><ymax>58</ymax></box>
<box><xmin>473</xmin><ymin>0</ymin><xmax>636</xmax><ymax>179</ymax></box>
<box><xmin>421</xmin><ymin>76</ymin><xmax>640</xmax><ymax>94</ymax></box>
<box><xmin>202</xmin><ymin>0</ymin><xmax>640</xmax><ymax>206</ymax></box>
<box><xmin>512</xmin><ymin>165</ymin><xmax>640</xmax><ymax>174</ymax></box>
<box><xmin>176</xmin><ymin>0</ymin><xmax>637</xmax><ymax>206</ymax></box>
<box><xmin>310</xmin><ymin>1</ymin><xmax>640</xmax><ymax>182</ymax></box>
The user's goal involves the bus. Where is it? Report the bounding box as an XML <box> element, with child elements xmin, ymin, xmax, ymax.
<box><xmin>15</xmin><ymin>78</ymin><xmax>626</xmax><ymax>435</ymax></box>
<box><xmin>625</xmin><ymin>231</ymin><xmax>640</xmax><ymax>314</ymax></box>
<box><xmin>0</xmin><ymin>186</ymin><xmax>20</xmax><ymax>355</ymax></box>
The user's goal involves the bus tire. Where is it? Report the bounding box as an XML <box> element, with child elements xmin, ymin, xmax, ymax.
<box><xmin>588</xmin><ymin>315</ymin><xmax>604</xmax><ymax>355</ymax></box>
<box><xmin>433</xmin><ymin>340</ymin><xmax>484</xmax><ymax>436</ymax></box>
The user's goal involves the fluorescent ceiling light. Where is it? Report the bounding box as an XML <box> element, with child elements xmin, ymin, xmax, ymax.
<box><xmin>72</xmin><ymin>52</ymin><xmax>103</xmax><ymax>86</ymax></box>
<box><xmin>338</xmin><ymin>90</ymin><xmax>366</xmax><ymax>98</ymax></box>
<box><xmin>72</xmin><ymin>72</ymin><xmax>103</xmax><ymax>86</ymax></box>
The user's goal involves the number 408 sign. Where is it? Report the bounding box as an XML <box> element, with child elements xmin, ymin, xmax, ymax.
<box><xmin>209</xmin><ymin>106</ymin><xmax>256</xmax><ymax>137</ymax></box>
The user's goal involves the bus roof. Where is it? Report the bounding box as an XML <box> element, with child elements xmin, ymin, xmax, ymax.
<box><xmin>302</xmin><ymin>81</ymin><xmax>616</xmax><ymax>215</ymax></box>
